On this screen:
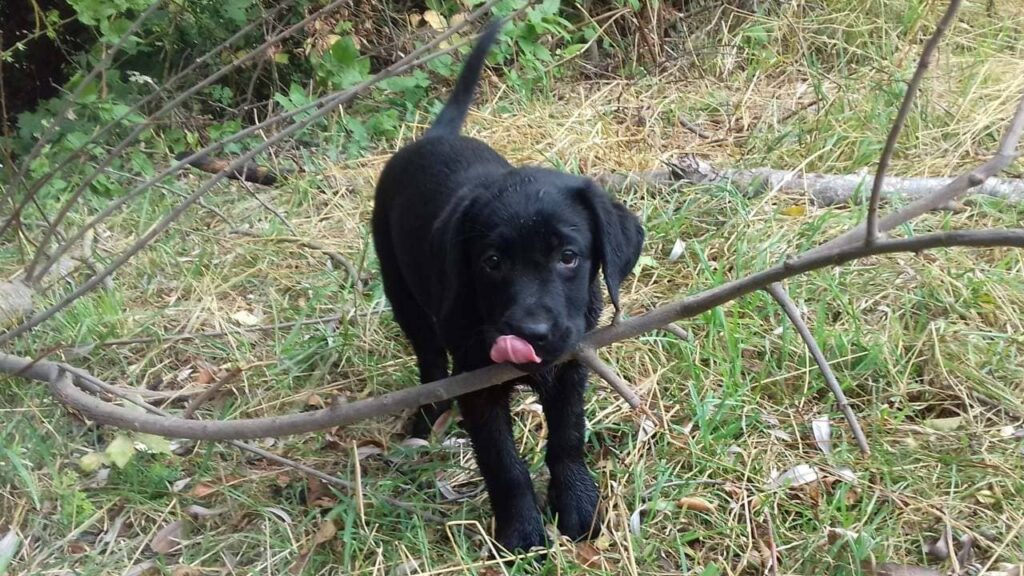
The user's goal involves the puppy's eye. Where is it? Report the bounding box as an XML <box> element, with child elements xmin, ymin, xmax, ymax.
<box><xmin>482</xmin><ymin>254</ymin><xmax>501</xmax><ymax>271</ymax></box>
<box><xmin>559</xmin><ymin>249</ymin><xmax>579</xmax><ymax>268</ymax></box>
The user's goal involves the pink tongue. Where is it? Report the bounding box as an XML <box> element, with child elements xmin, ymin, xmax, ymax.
<box><xmin>490</xmin><ymin>335</ymin><xmax>542</xmax><ymax>364</ymax></box>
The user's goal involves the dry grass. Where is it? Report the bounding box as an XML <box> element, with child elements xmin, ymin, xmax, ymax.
<box><xmin>3</xmin><ymin>0</ymin><xmax>1024</xmax><ymax>574</ymax></box>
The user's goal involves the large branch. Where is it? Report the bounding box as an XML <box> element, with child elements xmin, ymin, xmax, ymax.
<box><xmin>597</xmin><ymin>155</ymin><xmax>1024</xmax><ymax>207</ymax></box>
<box><xmin>3</xmin><ymin>228</ymin><xmax>1021</xmax><ymax>441</ymax></box>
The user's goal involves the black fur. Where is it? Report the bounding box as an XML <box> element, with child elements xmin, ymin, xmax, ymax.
<box><xmin>371</xmin><ymin>20</ymin><xmax>644</xmax><ymax>552</ymax></box>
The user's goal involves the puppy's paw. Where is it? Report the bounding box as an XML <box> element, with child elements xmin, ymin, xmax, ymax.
<box><xmin>495</xmin><ymin>513</ymin><xmax>548</xmax><ymax>553</ymax></box>
<box><xmin>549</xmin><ymin>467</ymin><xmax>601</xmax><ymax>541</ymax></box>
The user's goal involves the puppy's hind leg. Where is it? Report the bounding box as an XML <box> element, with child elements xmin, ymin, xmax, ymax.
<box><xmin>373</xmin><ymin>229</ymin><xmax>451</xmax><ymax>439</ymax></box>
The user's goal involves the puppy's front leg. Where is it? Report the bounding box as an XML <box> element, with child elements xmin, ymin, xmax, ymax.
<box><xmin>535</xmin><ymin>362</ymin><xmax>600</xmax><ymax>541</ymax></box>
<box><xmin>458</xmin><ymin>384</ymin><xmax>546</xmax><ymax>552</ymax></box>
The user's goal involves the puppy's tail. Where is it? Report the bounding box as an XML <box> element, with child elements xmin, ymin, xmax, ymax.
<box><xmin>425</xmin><ymin>19</ymin><xmax>503</xmax><ymax>137</ymax></box>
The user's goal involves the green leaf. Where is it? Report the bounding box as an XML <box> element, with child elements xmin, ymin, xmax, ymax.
<box><xmin>79</xmin><ymin>451</ymin><xmax>111</xmax><ymax>473</ymax></box>
<box><xmin>323</xmin><ymin>36</ymin><xmax>370</xmax><ymax>89</ymax></box>
<box><xmin>106</xmin><ymin>435</ymin><xmax>136</xmax><ymax>468</ymax></box>
<box><xmin>136</xmin><ymin>433</ymin><xmax>173</xmax><ymax>455</ymax></box>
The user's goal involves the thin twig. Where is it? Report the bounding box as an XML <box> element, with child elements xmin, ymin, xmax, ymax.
<box><xmin>662</xmin><ymin>323</ymin><xmax>691</xmax><ymax>341</ymax></box>
<box><xmin>801</xmin><ymin>90</ymin><xmax>1024</xmax><ymax>261</ymax></box>
<box><xmin>678</xmin><ymin>114</ymin><xmax>712</xmax><ymax>139</ymax></box>
<box><xmin>2</xmin><ymin>1</ymin><xmax>163</xmax><ymax>207</ymax></box>
<box><xmin>229</xmin><ymin>230</ymin><xmax>361</xmax><ymax>288</ymax></box>
<box><xmin>3</xmin><ymin>0</ymin><xmax>296</xmax><ymax>237</ymax></box>
<box><xmin>576</xmin><ymin>347</ymin><xmax>644</xmax><ymax>410</ymax></box>
<box><xmin>182</xmin><ymin>368</ymin><xmax>241</xmax><ymax>419</ymax></box>
<box><xmin>91</xmin><ymin>312</ymin><xmax>353</xmax><ymax>347</ymax></box>
<box><xmin>5</xmin><ymin>228</ymin><xmax>1023</xmax><ymax>441</ymax></box>
<box><xmin>0</xmin><ymin>0</ymin><xmax>298</xmax><ymax>242</ymax></box>
<box><xmin>0</xmin><ymin>2</ymin><xmax>504</xmax><ymax>346</ymax></box>
<box><xmin>865</xmin><ymin>0</ymin><xmax>962</xmax><ymax>246</ymax></box>
<box><xmin>26</xmin><ymin>9</ymin><xmax>499</xmax><ymax>287</ymax></box>
<box><xmin>766</xmin><ymin>282</ymin><xmax>870</xmax><ymax>455</ymax></box>
<box><xmin>18</xmin><ymin>0</ymin><xmax>345</xmax><ymax>282</ymax></box>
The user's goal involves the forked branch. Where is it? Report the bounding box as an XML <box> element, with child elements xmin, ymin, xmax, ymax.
<box><xmin>864</xmin><ymin>0</ymin><xmax>963</xmax><ymax>245</ymax></box>
<box><xmin>3</xmin><ymin>228</ymin><xmax>1022</xmax><ymax>441</ymax></box>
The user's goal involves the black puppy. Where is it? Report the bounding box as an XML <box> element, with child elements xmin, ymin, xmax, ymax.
<box><xmin>371</xmin><ymin>21</ymin><xmax>644</xmax><ymax>552</ymax></box>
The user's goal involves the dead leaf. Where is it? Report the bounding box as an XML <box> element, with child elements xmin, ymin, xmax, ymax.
<box><xmin>0</xmin><ymin>531</ymin><xmax>20</xmax><ymax>574</ymax></box>
<box><xmin>196</xmin><ymin>367</ymin><xmax>215</xmax><ymax>385</ymax></box>
<box><xmin>767</xmin><ymin>464</ymin><xmax>819</xmax><ymax>490</ymax></box>
<box><xmin>923</xmin><ymin>529</ymin><xmax>950</xmax><ymax>560</ymax></box>
<box><xmin>676</xmin><ymin>497</ymin><xmax>717</xmax><ymax>513</ymax></box>
<box><xmin>313</xmin><ymin>520</ymin><xmax>337</xmax><ymax>545</ymax></box>
<box><xmin>923</xmin><ymin>416</ymin><xmax>963</xmax><ymax>433</ymax></box>
<box><xmin>812</xmin><ymin>416</ymin><xmax>832</xmax><ymax>455</ymax></box>
<box><xmin>573</xmin><ymin>541</ymin><xmax>602</xmax><ymax>567</ymax></box>
<box><xmin>668</xmin><ymin>239</ymin><xmax>685</xmax><ymax>261</ymax></box>
<box><xmin>865</xmin><ymin>562</ymin><xmax>941</xmax><ymax>576</ymax></box>
<box><xmin>230</xmin><ymin>310</ymin><xmax>261</xmax><ymax>325</ymax></box>
<box><xmin>151</xmin><ymin>519</ymin><xmax>187</xmax><ymax>554</ymax></box>
<box><xmin>306</xmin><ymin>393</ymin><xmax>325</xmax><ymax>409</ymax></box>
<box><xmin>436</xmin><ymin>474</ymin><xmax>484</xmax><ymax>502</ymax></box>
<box><xmin>124</xmin><ymin>560</ymin><xmax>160</xmax><ymax>576</ymax></box>
<box><xmin>66</xmin><ymin>541</ymin><xmax>88</xmax><ymax>555</ymax></box>
<box><xmin>391</xmin><ymin>559</ymin><xmax>420</xmax><ymax>576</ymax></box>
<box><xmin>400</xmin><ymin>437</ymin><xmax>430</xmax><ymax>449</ymax></box>
<box><xmin>421</xmin><ymin>9</ymin><xmax>446</xmax><ymax>30</ymax></box>
<box><xmin>264</xmin><ymin>507</ymin><xmax>293</xmax><ymax>524</ymax></box>
<box><xmin>431</xmin><ymin>408</ymin><xmax>457</xmax><ymax>437</ymax></box>
<box><xmin>629</xmin><ymin>504</ymin><xmax>652</xmax><ymax>535</ymax></box>
<box><xmin>171</xmin><ymin>477</ymin><xmax>192</xmax><ymax>493</ymax></box>
<box><xmin>184</xmin><ymin>505</ymin><xmax>224</xmax><ymax>519</ymax></box>
<box><xmin>191</xmin><ymin>483</ymin><xmax>217</xmax><ymax>498</ymax></box>
<box><xmin>356</xmin><ymin>441</ymin><xmax>385</xmax><ymax>460</ymax></box>
<box><xmin>975</xmin><ymin>488</ymin><xmax>1000</xmax><ymax>505</ymax></box>
<box><xmin>305</xmin><ymin>477</ymin><xmax>331</xmax><ymax>508</ymax></box>
<box><xmin>637</xmin><ymin>416</ymin><xmax>657</xmax><ymax>443</ymax></box>
<box><xmin>171</xmin><ymin>566</ymin><xmax>203</xmax><ymax>576</ymax></box>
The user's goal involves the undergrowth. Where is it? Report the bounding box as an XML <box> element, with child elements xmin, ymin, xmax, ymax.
<box><xmin>2</xmin><ymin>0</ymin><xmax>1024</xmax><ymax>574</ymax></box>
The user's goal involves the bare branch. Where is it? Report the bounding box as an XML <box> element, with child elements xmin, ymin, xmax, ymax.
<box><xmin>865</xmin><ymin>0</ymin><xmax>962</xmax><ymax>246</ymax></box>
<box><xmin>805</xmin><ymin>91</ymin><xmax>1024</xmax><ymax>260</ymax></box>
<box><xmin>3</xmin><ymin>228</ymin><xmax>1021</xmax><ymax>441</ymax></box>
<box><xmin>27</xmin><ymin>11</ymin><xmax>496</xmax><ymax>286</ymax></box>
<box><xmin>0</xmin><ymin>1</ymin><xmax>504</xmax><ymax>346</ymax></box>
<box><xmin>577</xmin><ymin>347</ymin><xmax>644</xmax><ymax>410</ymax></box>
<box><xmin>19</xmin><ymin>0</ymin><xmax>351</xmax><ymax>282</ymax></box>
<box><xmin>0</xmin><ymin>1</ymin><xmax>298</xmax><ymax>240</ymax></box>
<box><xmin>765</xmin><ymin>282</ymin><xmax>870</xmax><ymax>455</ymax></box>
<box><xmin>1</xmin><ymin>1</ymin><xmax>163</xmax><ymax>205</ymax></box>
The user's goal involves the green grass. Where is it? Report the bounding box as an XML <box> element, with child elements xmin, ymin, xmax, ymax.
<box><xmin>3</xmin><ymin>0</ymin><xmax>1024</xmax><ymax>574</ymax></box>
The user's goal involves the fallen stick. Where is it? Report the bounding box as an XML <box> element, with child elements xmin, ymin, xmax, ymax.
<box><xmin>3</xmin><ymin>228</ymin><xmax>1021</xmax><ymax>441</ymax></box>
<box><xmin>596</xmin><ymin>154</ymin><xmax>1024</xmax><ymax>206</ymax></box>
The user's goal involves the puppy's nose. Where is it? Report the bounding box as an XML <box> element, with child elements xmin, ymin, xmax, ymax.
<box><xmin>510</xmin><ymin>320</ymin><xmax>551</xmax><ymax>345</ymax></box>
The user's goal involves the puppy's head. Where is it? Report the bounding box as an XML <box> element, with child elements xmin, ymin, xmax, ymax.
<box><xmin>432</xmin><ymin>168</ymin><xmax>644</xmax><ymax>369</ymax></box>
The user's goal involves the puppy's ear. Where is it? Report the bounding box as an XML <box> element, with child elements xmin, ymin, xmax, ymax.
<box><xmin>576</xmin><ymin>179</ymin><xmax>644</xmax><ymax>313</ymax></box>
<box><xmin>430</xmin><ymin>189</ymin><xmax>477</xmax><ymax>322</ymax></box>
